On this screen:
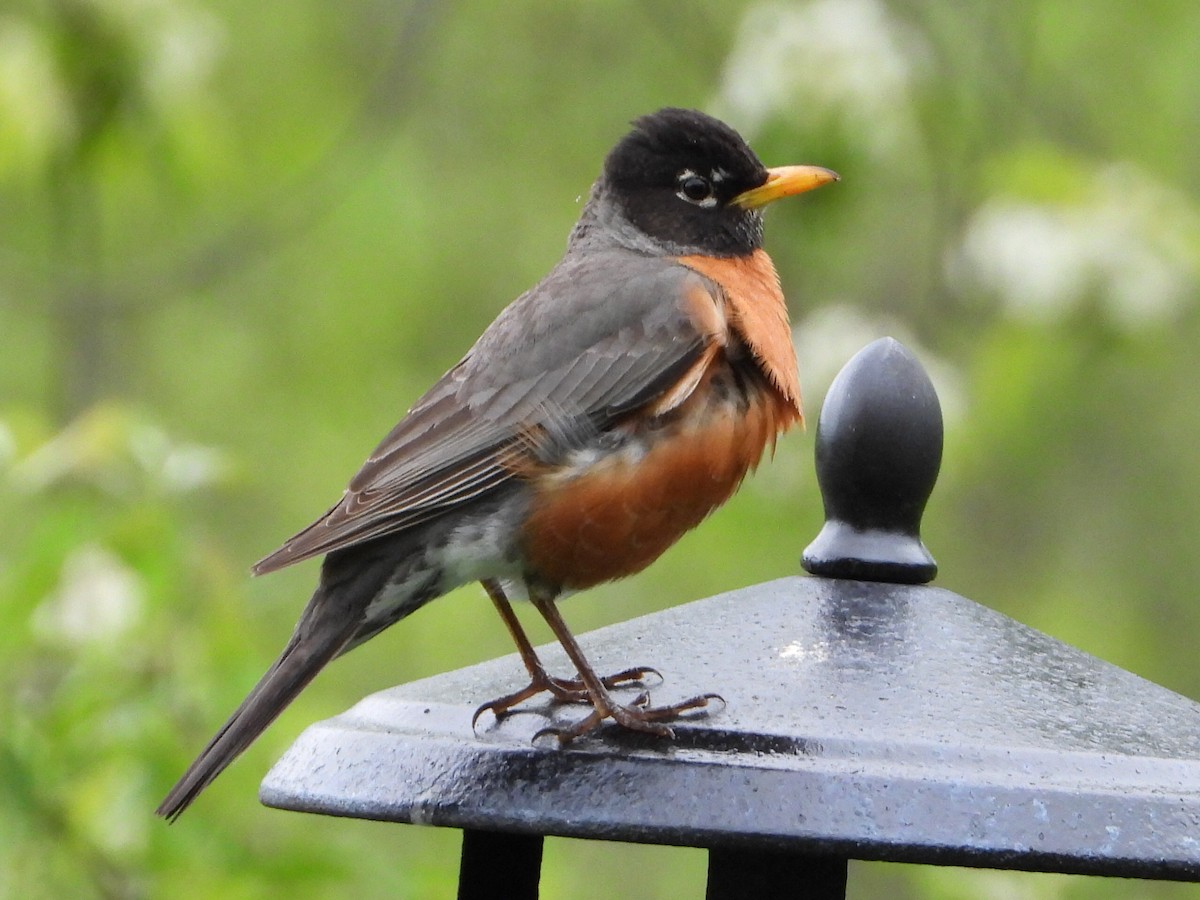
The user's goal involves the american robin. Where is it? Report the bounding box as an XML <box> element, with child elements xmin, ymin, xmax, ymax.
<box><xmin>158</xmin><ymin>107</ymin><xmax>837</xmax><ymax>819</ymax></box>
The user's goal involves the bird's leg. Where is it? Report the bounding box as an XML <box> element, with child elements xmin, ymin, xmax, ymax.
<box><xmin>472</xmin><ymin>579</ymin><xmax>655</xmax><ymax>728</ymax></box>
<box><xmin>527</xmin><ymin>589</ymin><xmax>722</xmax><ymax>743</ymax></box>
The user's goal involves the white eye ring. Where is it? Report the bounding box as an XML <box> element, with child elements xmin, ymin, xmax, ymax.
<box><xmin>676</xmin><ymin>169</ymin><xmax>717</xmax><ymax>208</ymax></box>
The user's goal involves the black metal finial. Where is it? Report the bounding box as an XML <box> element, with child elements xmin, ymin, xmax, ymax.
<box><xmin>801</xmin><ymin>337</ymin><xmax>942</xmax><ymax>584</ymax></box>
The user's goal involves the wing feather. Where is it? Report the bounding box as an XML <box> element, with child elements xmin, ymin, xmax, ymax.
<box><xmin>254</xmin><ymin>253</ymin><xmax>724</xmax><ymax>575</ymax></box>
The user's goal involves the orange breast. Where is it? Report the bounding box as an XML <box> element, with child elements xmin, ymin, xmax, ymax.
<box><xmin>519</xmin><ymin>365</ymin><xmax>793</xmax><ymax>591</ymax></box>
<box><xmin>676</xmin><ymin>249</ymin><xmax>803</xmax><ymax>423</ymax></box>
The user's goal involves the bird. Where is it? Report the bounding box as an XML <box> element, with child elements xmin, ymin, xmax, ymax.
<box><xmin>157</xmin><ymin>107</ymin><xmax>838</xmax><ymax>820</ymax></box>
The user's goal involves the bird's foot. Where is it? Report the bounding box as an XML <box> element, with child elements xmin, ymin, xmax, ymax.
<box><xmin>533</xmin><ymin>691</ymin><xmax>725</xmax><ymax>744</ymax></box>
<box><xmin>472</xmin><ymin>665</ymin><xmax>659</xmax><ymax>729</ymax></box>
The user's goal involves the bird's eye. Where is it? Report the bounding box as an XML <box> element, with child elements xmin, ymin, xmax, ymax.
<box><xmin>680</xmin><ymin>176</ymin><xmax>711</xmax><ymax>200</ymax></box>
<box><xmin>676</xmin><ymin>172</ymin><xmax>715</xmax><ymax>206</ymax></box>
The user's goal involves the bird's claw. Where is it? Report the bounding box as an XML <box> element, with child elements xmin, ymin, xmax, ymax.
<box><xmin>530</xmin><ymin>690</ymin><xmax>722</xmax><ymax>745</ymax></box>
<box><xmin>472</xmin><ymin>666</ymin><xmax>659</xmax><ymax>731</ymax></box>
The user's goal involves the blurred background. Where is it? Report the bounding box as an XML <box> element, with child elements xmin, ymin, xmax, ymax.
<box><xmin>2</xmin><ymin>1</ymin><xmax>1199</xmax><ymax>897</ymax></box>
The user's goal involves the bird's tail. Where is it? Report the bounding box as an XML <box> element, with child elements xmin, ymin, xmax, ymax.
<box><xmin>156</xmin><ymin>612</ymin><xmax>358</xmax><ymax>822</ymax></box>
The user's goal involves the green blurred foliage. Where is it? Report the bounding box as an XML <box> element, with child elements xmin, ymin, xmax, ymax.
<box><xmin>2</xmin><ymin>0</ymin><xmax>1199</xmax><ymax>897</ymax></box>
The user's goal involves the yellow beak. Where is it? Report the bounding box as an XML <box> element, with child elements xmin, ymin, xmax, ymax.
<box><xmin>732</xmin><ymin>165</ymin><xmax>840</xmax><ymax>209</ymax></box>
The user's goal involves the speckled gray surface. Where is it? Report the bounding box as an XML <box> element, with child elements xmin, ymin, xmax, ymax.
<box><xmin>261</xmin><ymin>576</ymin><xmax>1200</xmax><ymax>880</ymax></box>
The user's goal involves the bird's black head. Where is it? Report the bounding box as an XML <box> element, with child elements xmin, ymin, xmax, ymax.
<box><xmin>602</xmin><ymin>108</ymin><xmax>773</xmax><ymax>257</ymax></box>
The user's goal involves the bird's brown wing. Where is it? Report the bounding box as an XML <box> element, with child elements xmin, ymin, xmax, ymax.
<box><xmin>253</xmin><ymin>253</ymin><xmax>727</xmax><ymax>575</ymax></box>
